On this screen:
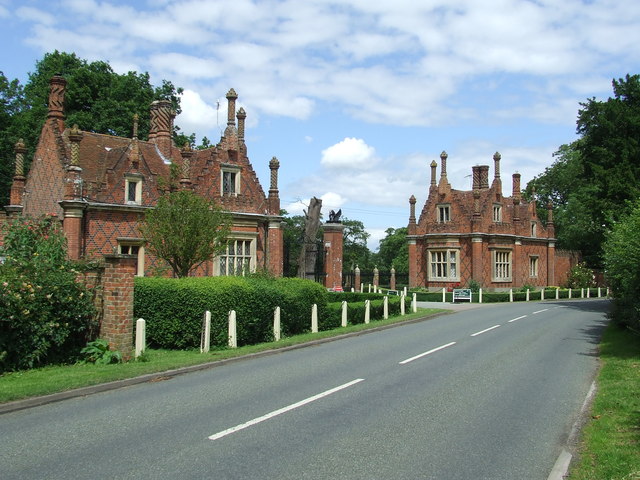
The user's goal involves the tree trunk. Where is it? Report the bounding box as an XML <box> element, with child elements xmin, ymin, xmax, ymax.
<box><xmin>297</xmin><ymin>197</ymin><xmax>322</xmax><ymax>280</ymax></box>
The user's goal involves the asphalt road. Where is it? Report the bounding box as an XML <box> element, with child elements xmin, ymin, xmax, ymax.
<box><xmin>0</xmin><ymin>299</ymin><xmax>609</xmax><ymax>479</ymax></box>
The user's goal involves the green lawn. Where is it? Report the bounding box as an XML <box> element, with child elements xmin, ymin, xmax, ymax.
<box><xmin>0</xmin><ymin>308</ymin><xmax>444</xmax><ymax>404</ymax></box>
<box><xmin>567</xmin><ymin>323</ymin><xmax>640</xmax><ymax>480</ymax></box>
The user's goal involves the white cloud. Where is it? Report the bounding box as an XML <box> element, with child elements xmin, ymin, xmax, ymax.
<box><xmin>321</xmin><ymin>137</ymin><xmax>376</xmax><ymax>169</ymax></box>
<box><xmin>16</xmin><ymin>6</ymin><xmax>56</xmax><ymax>25</ymax></box>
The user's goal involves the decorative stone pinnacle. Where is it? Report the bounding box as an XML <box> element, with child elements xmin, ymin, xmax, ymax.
<box><xmin>269</xmin><ymin>156</ymin><xmax>280</xmax><ymax>169</ymax></box>
<box><xmin>236</xmin><ymin>107</ymin><xmax>246</xmax><ymax>118</ymax></box>
<box><xmin>14</xmin><ymin>138</ymin><xmax>26</xmax><ymax>154</ymax></box>
<box><xmin>69</xmin><ymin>124</ymin><xmax>83</xmax><ymax>142</ymax></box>
<box><xmin>493</xmin><ymin>151</ymin><xmax>501</xmax><ymax>161</ymax></box>
<box><xmin>409</xmin><ymin>194</ymin><xmax>416</xmax><ymax>204</ymax></box>
<box><xmin>14</xmin><ymin>138</ymin><xmax>26</xmax><ymax>176</ymax></box>
<box><xmin>440</xmin><ymin>151</ymin><xmax>448</xmax><ymax>161</ymax></box>
<box><xmin>226</xmin><ymin>88</ymin><xmax>238</xmax><ymax>100</ymax></box>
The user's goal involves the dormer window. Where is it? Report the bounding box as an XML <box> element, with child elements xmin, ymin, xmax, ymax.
<box><xmin>437</xmin><ymin>204</ymin><xmax>451</xmax><ymax>223</ymax></box>
<box><xmin>125</xmin><ymin>174</ymin><xmax>143</xmax><ymax>205</ymax></box>
<box><xmin>221</xmin><ymin>165</ymin><xmax>241</xmax><ymax>196</ymax></box>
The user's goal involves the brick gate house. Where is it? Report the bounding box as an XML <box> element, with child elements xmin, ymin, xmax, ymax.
<box><xmin>407</xmin><ymin>151</ymin><xmax>578</xmax><ymax>290</ymax></box>
<box><xmin>3</xmin><ymin>75</ymin><xmax>284</xmax><ymax>277</ymax></box>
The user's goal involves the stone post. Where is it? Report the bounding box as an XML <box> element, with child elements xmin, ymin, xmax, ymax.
<box><xmin>354</xmin><ymin>265</ymin><xmax>361</xmax><ymax>292</ymax></box>
<box><xmin>373</xmin><ymin>266</ymin><xmax>379</xmax><ymax>288</ymax></box>
<box><xmin>390</xmin><ymin>266</ymin><xmax>396</xmax><ymax>291</ymax></box>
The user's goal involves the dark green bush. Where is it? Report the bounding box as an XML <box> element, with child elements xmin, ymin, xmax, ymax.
<box><xmin>0</xmin><ymin>215</ymin><xmax>97</xmax><ymax>372</ymax></box>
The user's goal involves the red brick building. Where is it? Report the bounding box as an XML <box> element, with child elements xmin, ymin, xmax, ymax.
<box><xmin>407</xmin><ymin>151</ymin><xmax>578</xmax><ymax>290</ymax></box>
<box><xmin>3</xmin><ymin>75</ymin><xmax>284</xmax><ymax>277</ymax></box>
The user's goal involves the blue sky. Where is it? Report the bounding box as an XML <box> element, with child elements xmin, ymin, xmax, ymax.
<box><xmin>2</xmin><ymin>0</ymin><xmax>639</xmax><ymax>250</ymax></box>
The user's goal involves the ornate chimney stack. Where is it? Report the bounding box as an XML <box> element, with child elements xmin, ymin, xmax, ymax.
<box><xmin>547</xmin><ymin>201</ymin><xmax>555</xmax><ymax>238</ymax></box>
<box><xmin>512</xmin><ymin>173</ymin><xmax>521</xmax><ymax>222</ymax></box>
<box><xmin>408</xmin><ymin>195</ymin><xmax>417</xmax><ymax>234</ymax></box>
<box><xmin>7</xmin><ymin>139</ymin><xmax>27</xmax><ymax>213</ymax></box>
<box><xmin>149</xmin><ymin>100</ymin><xmax>174</xmax><ymax>159</ymax></box>
<box><xmin>237</xmin><ymin>107</ymin><xmax>246</xmax><ymax>143</ymax></box>
<box><xmin>438</xmin><ymin>151</ymin><xmax>451</xmax><ymax>193</ymax></box>
<box><xmin>179</xmin><ymin>144</ymin><xmax>193</xmax><ymax>189</ymax></box>
<box><xmin>225</xmin><ymin>88</ymin><xmax>238</xmax><ymax>136</ymax></box>
<box><xmin>129</xmin><ymin>114</ymin><xmax>140</xmax><ymax>171</ymax></box>
<box><xmin>268</xmin><ymin>156</ymin><xmax>280</xmax><ymax>214</ymax></box>
<box><xmin>492</xmin><ymin>151</ymin><xmax>502</xmax><ymax>195</ymax></box>
<box><xmin>65</xmin><ymin>125</ymin><xmax>84</xmax><ymax>200</ymax></box>
<box><xmin>48</xmin><ymin>75</ymin><xmax>67</xmax><ymax>131</ymax></box>
<box><xmin>430</xmin><ymin>160</ymin><xmax>437</xmax><ymax>186</ymax></box>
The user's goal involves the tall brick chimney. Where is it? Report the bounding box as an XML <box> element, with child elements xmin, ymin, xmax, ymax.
<box><xmin>48</xmin><ymin>75</ymin><xmax>67</xmax><ymax>131</ymax></box>
<box><xmin>149</xmin><ymin>100</ymin><xmax>174</xmax><ymax>159</ymax></box>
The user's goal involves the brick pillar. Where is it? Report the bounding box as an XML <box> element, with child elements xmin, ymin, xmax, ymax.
<box><xmin>472</xmin><ymin>236</ymin><xmax>483</xmax><ymax>284</ymax></box>
<box><xmin>408</xmin><ymin>239</ymin><xmax>420</xmax><ymax>288</ymax></box>
<box><xmin>355</xmin><ymin>265</ymin><xmax>361</xmax><ymax>291</ymax></box>
<box><xmin>373</xmin><ymin>266</ymin><xmax>379</xmax><ymax>288</ymax></box>
<box><xmin>513</xmin><ymin>240</ymin><xmax>522</xmax><ymax>287</ymax></box>
<box><xmin>323</xmin><ymin>223</ymin><xmax>345</xmax><ymax>290</ymax></box>
<box><xmin>100</xmin><ymin>255</ymin><xmax>136</xmax><ymax>360</ymax></box>
<box><xmin>390</xmin><ymin>266</ymin><xmax>396</xmax><ymax>290</ymax></box>
<box><xmin>267</xmin><ymin>220</ymin><xmax>283</xmax><ymax>276</ymax></box>
<box><xmin>60</xmin><ymin>200</ymin><xmax>85</xmax><ymax>260</ymax></box>
<box><xmin>547</xmin><ymin>241</ymin><xmax>555</xmax><ymax>286</ymax></box>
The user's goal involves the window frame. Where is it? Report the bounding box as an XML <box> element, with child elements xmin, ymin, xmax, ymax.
<box><xmin>493</xmin><ymin>204</ymin><xmax>502</xmax><ymax>222</ymax></box>
<box><xmin>491</xmin><ymin>249</ymin><xmax>512</xmax><ymax>282</ymax></box>
<box><xmin>437</xmin><ymin>204</ymin><xmax>451</xmax><ymax>223</ymax></box>
<box><xmin>428</xmin><ymin>248</ymin><xmax>459</xmax><ymax>281</ymax></box>
<box><xmin>117</xmin><ymin>239</ymin><xmax>145</xmax><ymax>277</ymax></box>
<box><xmin>215</xmin><ymin>236</ymin><xmax>256</xmax><ymax>276</ymax></box>
<box><xmin>529</xmin><ymin>255</ymin><xmax>539</xmax><ymax>278</ymax></box>
<box><xmin>221</xmin><ymin>165</ymin><xmax>241</xmax><ymax>197</ymax></box>
<box><xmin>125</xmin><ymin>174</ymin><xmax>143</xmax><ymax>205</ymax></box>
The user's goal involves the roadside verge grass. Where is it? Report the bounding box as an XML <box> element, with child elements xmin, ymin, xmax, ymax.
<box><xmin>568</xmin><ymin>323</ymin><xmax>640</xmax><ymax>480</ymax></box>
<box><xmin>0</xmin><ymin>308</ymin><xmax>445</xmax><ymax>404</ymax></box>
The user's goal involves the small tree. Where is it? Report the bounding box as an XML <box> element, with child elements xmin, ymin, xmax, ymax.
<box><xmin>139</xmin><ymin>190</ymin><xmax>232</xmax><ymax>277</ymax></box>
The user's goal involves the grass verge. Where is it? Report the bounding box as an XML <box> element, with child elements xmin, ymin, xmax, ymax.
<box><xmin>568</xmin><ymin>323</ymin><xmax>640</xmax><ymax>480</ymax></box>
<box><xmin>0</xmin><ymin>308</ymin><xmax>445</xmax><ymax>404</ymax></box>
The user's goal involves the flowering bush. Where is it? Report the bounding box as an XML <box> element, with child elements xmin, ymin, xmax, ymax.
<box><xmin>565</xmin><ymin>262</ymin><xmax>597</xmax><ymax>289</ymax></box>
<box><xmin>0</xmin><ymin>215</ymin><xmax>97</xmax><ymax>372</ymax></box>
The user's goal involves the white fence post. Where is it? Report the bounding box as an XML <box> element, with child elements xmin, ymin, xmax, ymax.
<box><xmin>364</xmin><ymin>299</ymin><xmax>371</xmax><ymax>324</ymax></box>
<box><xmin>556</xmin><ymin>288</ymin><xmax>559</xmax><ymax>300</ymax></box>
<box><xmin>509</xmin><ymin>289</ymin><xmax>513</xmax><ymax>302</ymax></box>
<box><xmin>274</xmin><ymin>306</ymin><xmax>281</xmax><ymax>341</ymax></box>
<box><xmin>311</xmin><ymin>304</ymin><xmax>318</xmax><ymax>333</ymax></box>
<box><xmin>479</xmin><ymin>288</ymin><xmax>483</xmax><ymax>304</ymax></box>
<box><xmin>383</xmin><ymin>296</ymin><xmax>389</xmax><ymax>320</ymax></box>
<box><xmin>442</xmin><ymin>287</ymin><xmax>446</xmax><ymax>303</ymax></box>
<box><xmin>587</xmin><ymin>287</ymin><xmax>590</xmax><ymax>298</ymax></box>
<box><xmin>200</xmin><ymin>311</ymin><xmax>211</xmax><ymax>353</ymax></box>
<box><xmin>412</xmin><ymin>293</ymin><xmax>417</xmax><ymax>313</ymax></box>
<box><xmin>581</xmin><ymin>288</ymin><xmax>584</xmax><ymax>298</ymax></box>
<box><xmin>341</xmin><ymin>301</ymin><xmax>348</xmax><ymax>327</ymax></box>
<box><xmin>135</xmin><ymin>318</ymin><xmax>146</xmax><ymax>358</ymax></box>
<box><xmin>541</xmin><ymin>288</ymin><xmax>545</xmax><ymax>301</ymax></box>
<box><xmin>400</xmin><ymin>294</ymin><xmax>406</xmax><ymax>315</ymax></box>
<box><xmin>526</xmin><ymin>289</ymin><xmax>530</xmax><ymax>301</ymax></box>
<box><xmin>228</xmin><ymin>310</ymin><xmax>237</xmax><ymax>348</ymax></box>
<box><xmin>598</xmin><ymin>287</ymin><xmax>601</xmax><ymax>298</ymax></box>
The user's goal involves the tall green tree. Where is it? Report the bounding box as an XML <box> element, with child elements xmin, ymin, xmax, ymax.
<box><xmin>138</xmin><ymin>190</ymin><xmax>231</xmax><ymax>277</ymax></box>
<box><xmin>376</xmin><ymin>227</ymin><xmax>409</xmax><ymax>273</ymax></box>
<box><xmin>0</xmin><ymin>51</ymin><xmax>185</xmax><ymax>205</ymax></box>
<box><xmin>527</xmin><ymin>74</ymin><xmax>640</xmax><ymax>267</ymax></box>
<box><xmin>342</xmin><ymin>217</ymin><xmax>373</xmax><ymax>270</ymax></box>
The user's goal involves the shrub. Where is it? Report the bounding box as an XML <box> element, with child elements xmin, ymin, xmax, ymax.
<box><xmin>0</xmin><ymin>215</ymin><xmax>97</xmax><ymax>372</ymax></box>
<box><xmin>565</xmin><ymin>262</ymin><xmax>597</xmax><ymax>289</ymax></box>
<box><xmin>134</xmin><ymin>276</ymin><xmax>328</xmax><ymax>349</ymax></box>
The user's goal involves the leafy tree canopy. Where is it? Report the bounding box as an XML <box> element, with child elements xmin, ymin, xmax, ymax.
<box><xmin>526</xmin><ymin>74</ymin><xmax>640</xmax><ymax>267</ymax></box>
<box><xmin>138</xmin><ymin>190</ymin><xmax>232</xmax><ymax>278</ymax></box>
<box><xmin>376</xmin><ymin>227</ymin><xmax>409</xmax><ymax>273</ymax></box>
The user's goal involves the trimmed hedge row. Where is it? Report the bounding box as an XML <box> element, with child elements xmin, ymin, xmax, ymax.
<box><xmin>134</xmin><ymin>276</ymin><xmax>328</xmax><ymax>349</ymax></box>
<box><xmin>134</xmin><ymin>277</ymin><xmax>411</xmax><ymax>349</ymax></box>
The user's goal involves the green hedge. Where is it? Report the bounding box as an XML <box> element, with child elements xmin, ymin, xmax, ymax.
<box><xmin>134</xmin><ymin>278</ymin><xmax>412</xmax><ymax>349</ymax></box>
<box><xmin>134</xmin><ymin>276</ymin><xmax>328</xmax><ymax>349</ymax></box>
